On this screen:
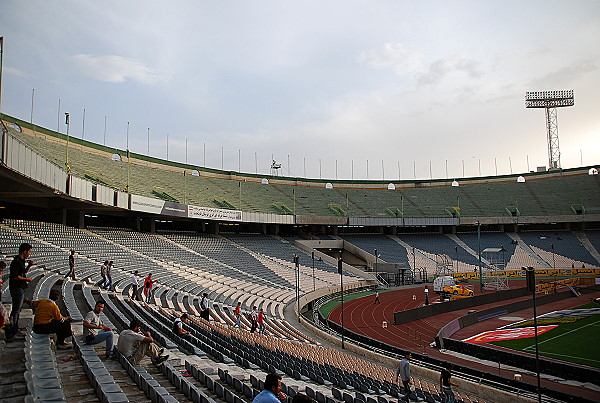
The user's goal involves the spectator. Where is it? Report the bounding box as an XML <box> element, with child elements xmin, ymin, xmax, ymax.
<box><xmin>7</xmin><ymin>243</ymin><xmax>34</xmax><ymax>342</ymax></box>
<box><xmin>233</xmin><ymin>301</ymin><xmax>242</xmax><ymax>328</ymax></box>
<box><xmin>117</xmin><ymin>319</ymin><xmax>169</xmax><ymax>366</ymax></box>
<box><xmin>258</xmin><ymin>308</ymin><xmax>266</xmax><ymax>334</ymax></box>
<box><xmin>252</xmin><ymin>373</ymin><xmax>286</xmax><ymax>403</ymax></box>
<box><xmin>105</xmin><ymin>261</ymin><xmax>114</xmax><ymax>291</ymax></box>
<box><xmin>131</xmin><ymin>270</ymin><xmax>141</xmax><ymax>300</ymax></box>
<box><xmin>83</xmin><ymin>300</ymin><xmax>115</xmax><ymax>359</ymax></box>
<box><xmin>396</xmin><ymin>352</ymin><xmax>422</xmax><ymax>402</ymax></box>
<box><xmin>249</xmin><ymin>306</ymin><xmax>258</xmax><ymax>333</ymax></box>
<box><xmin>30</xmin><ymin>289</ymin><xmax>73</xmax><ymax>349</ymax></box>
<box><xmin>143</xmin><ymin>273</ymin><xmax>156</xmax><ymax>304</ymax></box>
<box><xmin>65</xmin><ymin>250</ymin><xmax>77</xmax><ymax>280</ymax></box>
<box><xmin>172</xmin><ymin>313</ymin><xmax>192</xmax><ymax>341</ymax></box>
<box><xmin>200</xmin><ymin>292</ymin><xmax>210</xmax><ymax>321</ymax></box>
<box><xmin>100</xmin><ymin>260</ymin><xmax>109</xmax><ymax>289</ymax></box>
<box><xmin>440</xmin><ymin>363</ymin><xmax>459</xmax><ymax>403</ymax></box>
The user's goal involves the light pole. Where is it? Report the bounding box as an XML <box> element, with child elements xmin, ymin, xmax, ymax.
<box><xmin>64</xmin><ymin>113</ymin><xmax>71</xmax><ymax>171</ymax></box>
<box><xmin>455</xmin><ymin>246</ymin><xmax>459</xmax><ymax>273</ymax></box>
<box><xmin>374</xmin><ymin>248</ymin><xmax>378</xmax><ymax>282</ymax></box>
<box><xmin>338</xmin><ymin>257</ymin><xmax>344</xmax><ymax>350</ymax></box>
<box><xmin>293</xmin><ymin>254</ymin><xmax>300</xmax><ymax>319</ymax></box>
<box><xmin>477</xmin><ymin>221</ymin><xmax>483</xmax><ymax>292</ymax></box>
<box><xmin>312</xmin><ymin>252</ymin><xmax>315</xmax><ymax>291</ymax></box>
<box><xmin>126</xmin><ymin>122</ymin><xmax>130</xmax><ymax>193</ymax></box>
<box><xmin>526</xmin><ymin>267</ymin><xmax>542</xmax><ymax>402</ymax></box>
<box><xmin>0</xmin><ymin>37</ymin><xmax>4</xmax><ymax>117</ymax></box>
<box><xmin>551</xmin><ymin>243</ymin><xmax>556</xmax><ymax>270</ymax></box>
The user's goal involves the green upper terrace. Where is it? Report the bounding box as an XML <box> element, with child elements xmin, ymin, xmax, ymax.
<box><xmin>3</xmin><ymin>114</ymin><xmax>600</xmax><ymax>218</ymax></box>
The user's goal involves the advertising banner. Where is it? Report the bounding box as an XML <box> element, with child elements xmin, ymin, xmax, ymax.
<box><xmin>463</xmin><ymin>325</ymin><xmax>558</xmax><ymax>344</ymax></box>
<box><xmin>162</xmin><ymin>201</ymin><xmax>188</xmax><ymax>217</ymax></box>
<box><xmin>188</xmin><ymin>205</ymin><xmax>242</xmax><ymax>222</ymax></box>
<box><xmin>130</xmin><ymin>195</ymin><xmax>165</xmax><ymax>214</ymax></box>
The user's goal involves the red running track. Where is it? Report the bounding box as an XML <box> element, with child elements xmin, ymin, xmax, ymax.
<box><xmin>328</xmin><ymin>284</ymin><xmax>600</xmax><ymax>402</ymax></box>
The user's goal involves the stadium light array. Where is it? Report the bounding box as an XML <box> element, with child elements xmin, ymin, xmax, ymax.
<box><xmin>525</xmin><ymin>90</ymin><xmax>574</xmax><ymax>170</ymax></box>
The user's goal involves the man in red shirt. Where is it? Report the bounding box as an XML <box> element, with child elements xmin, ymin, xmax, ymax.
<box><xmin>234</xmin><ymin>302</ymin><xmax>242</xmax><ymax>328</ymax></box>
<box><xmin>258</xmin><ymin>308</ymin><xmax>266</xmax><ymax>335</ymax></box>
<box><xmin>143</xmin><ymin>273</ymin><xmax>157</xmax><ymax>304</ymax></box>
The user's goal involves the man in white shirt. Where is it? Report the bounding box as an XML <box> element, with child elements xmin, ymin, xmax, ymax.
<box><xmin>130</xmin><ymin>270</ymin><xmax>141</xmax><ymax>301</ymax></box>
<box><xmin>172</xmin><ymin>313</ymin><xmax>192</xmax><ymax>341</ymax></box>
<box><xmin>200</xmin><ymin>292</ymin><xmax>210</xmax><ymax>321</ymax></box>
<box><xmin>117</xmin><ymin>319</ymin><xmax>169</xmax><ymax>366</ymax></box>
<box><xmin>83</xmin><ymin>300</ymin><xmax>115</xmax><ymax>359</ymax></box>
<box><xmin>249</xmin><ymin>306</ymin><xmax>258</xmax><ymax>333</ymax></box>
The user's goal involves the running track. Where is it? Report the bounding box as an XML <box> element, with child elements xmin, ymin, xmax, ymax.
<box><xmin>328</xmin><ymin>283</ymin><xmax>600</xmax><ymax>402</ymax></box>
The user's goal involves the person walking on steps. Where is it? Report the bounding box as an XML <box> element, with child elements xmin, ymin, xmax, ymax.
<box><xmin>100</xmin><ymin>261</ymin><xmax>109</xmax><ymax>289</ymax></box>
<box><xmin>233</xmin><ymin>301</ymin><xmax>242</xmax><ymax>328</ymax></box>
<box><xmin>65</xmin><ymin>250</ymin><xmax>77</xmax><ymax>280</ymax></box>
<box><xmin>7</xmin><ymin>243</ymin><xmax>34</xmax><ymax>342</ymax></box>
<box><xmin>396</xmin><ymin>352</ymin><xmax>423</xmax><ymax>401</ymax></box>
<box><xmin>105</xmin><ymin>261</ymin><xmax>114</xmax><ymax>291</ymax></box>
<box><xmin>200</xmin><ymin>292</ymin><xmax>211</xmax><ymax>321</ymax></box>
<box><xmin>131</xmin><ymin>270</ymin><xmax>141</xmax><ymax>300</ymax></box>
<box><xmin>440</xmin><ymin>363</ymin><xmax>459</xmax><ymax>403</ymax></box>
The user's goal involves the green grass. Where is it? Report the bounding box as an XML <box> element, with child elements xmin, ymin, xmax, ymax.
<box><xmin>491</xmin><ymin>303</ymin><xmax>600</xmax><ymax>368</ymax></box>
<box><xmin>319</xmin><ymin>290</ymin><xmax>393</xmax><ymax>318</ymax></box>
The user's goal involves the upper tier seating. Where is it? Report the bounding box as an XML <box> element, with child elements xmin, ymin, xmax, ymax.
<box><xmin>7</xmin><ymin>123</ymin><xmax>600</xmax><ymax>219</ymax></box>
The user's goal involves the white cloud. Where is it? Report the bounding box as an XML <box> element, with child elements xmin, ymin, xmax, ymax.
<box><xmin>417</xmin><ymin>58</ymin><xmax>483</xmax><ymax>87</ymax></box>
<box><xmin>4</xmin><ymin>66</ymin><xmax>29</xmax><ymax>78</ymax></box>
<box><xmin>70</xmin><ymin>54</ymin><xmax>166</xmax><ymax>84</ymax></box>
<box><xmin>357</xmin><ymin>42</ymin><xmax>422</xmax><ymax>74</ymax></box>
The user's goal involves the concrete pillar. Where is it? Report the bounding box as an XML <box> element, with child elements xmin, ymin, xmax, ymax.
<box><xmin>76</xmin><ymin>211</ymin><xmax>84</xmax><ymax>229</ymax></box>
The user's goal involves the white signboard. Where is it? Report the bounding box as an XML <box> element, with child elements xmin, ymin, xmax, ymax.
<box><xmin>130</xmin><ymin>195</ymin><xmax>165</xmax><ymax>214</ymax></box>
<box><xmin>188</xmin><ymin>205</ymin><xmax>242</xmax><ymax>222</ymax></box>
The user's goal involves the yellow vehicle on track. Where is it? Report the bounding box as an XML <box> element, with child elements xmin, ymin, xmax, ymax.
<box><xmin>442</xmin><ymin>284</ymin><xmax>474</xmax><ymax>297</ymax></box>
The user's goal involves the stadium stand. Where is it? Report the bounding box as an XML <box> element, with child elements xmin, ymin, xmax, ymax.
<box><xmin>3</xmin><ymin>115</ymin><xmax>600</xmax><ymax>403</ymax></box>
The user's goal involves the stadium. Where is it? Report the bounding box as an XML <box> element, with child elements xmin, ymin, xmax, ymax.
<box><xmin>1</xmin><ymin>111</ymin><xmax>600</xmax><ymax>403</ymax></box>
<box><xmin>2</xmin><ymin>3</ymin><xmax>600</xmax><ymax>402</ymax></box>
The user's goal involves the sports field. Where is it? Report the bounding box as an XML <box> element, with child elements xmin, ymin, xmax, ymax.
<box><xmin>490</xmin><ymin>303</ymin><xmax>600</xmax><ymax>368</ymax></box>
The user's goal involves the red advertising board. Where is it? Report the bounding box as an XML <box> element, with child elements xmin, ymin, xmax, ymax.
<box><xmin>463</xmin><ymin>325</ymin><xmax>558</xmax><ymax>344</ymax></box>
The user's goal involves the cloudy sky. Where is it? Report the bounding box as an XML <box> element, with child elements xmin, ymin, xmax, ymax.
<box><xmin>1</xmin><ymin>0</ymin><xmax>599</xmax><ymax>180</ymax></box>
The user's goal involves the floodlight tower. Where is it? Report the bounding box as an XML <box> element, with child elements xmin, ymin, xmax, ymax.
<box><xmin>525</xmin><ymin>90</ymin><xmax>574</xmax><ymax>170</ymax></box>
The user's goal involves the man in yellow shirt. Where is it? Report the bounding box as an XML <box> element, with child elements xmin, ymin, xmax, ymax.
<box><xmin>29</xmin><ymin>289</ymin><xmax>73</xmax><ymax>349</ymax></box>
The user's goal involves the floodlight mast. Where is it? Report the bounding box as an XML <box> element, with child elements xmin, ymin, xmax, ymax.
<box><xmin>525</xmin><ymin>90</ymin><xmax>574</xmax><ymax>170</ymax></box>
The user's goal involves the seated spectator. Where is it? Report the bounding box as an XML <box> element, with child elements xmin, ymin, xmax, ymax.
<box><xmin>172</xmin><ymin>313</ymin><xmax>192</xmax><ymax>341</ymax></box>
<box><xmin>252</xmin><ymin>373</ymin><xmax>287</xmax><ymax>403</ymax></box>
<box><xmin>117</xmin><ymin>319</ymin><xmax>169</xmax><ymax>366</ymax></box>
<box><xmin>83</xmin><ymin>300</ymin><xmax>115</xmax><ymax>359</ymax></box>
<box><xmin>30</xmin><ymin>289</ymin><xmax>73</xmax><ymax>349</ymax></box>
